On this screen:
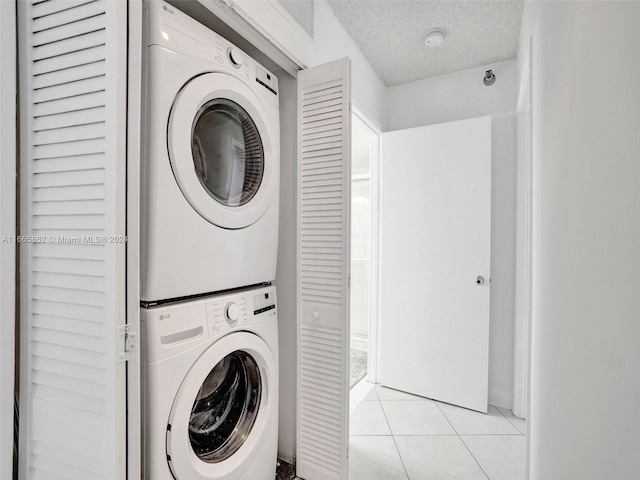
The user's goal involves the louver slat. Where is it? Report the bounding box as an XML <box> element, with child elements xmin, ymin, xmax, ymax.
<box><xmin>32</xmin><ymin>60</ymin><xmax>105</xmax><ymax>89</ymax></box>
<box><xmin>33</xmin><ymin>107</ymin><xmax>106</xmax><ymax>131</ymax></box>
<box><xmin>33</xmin><ymin>123</ymin><xmax>105</xmax><ymax>145</ymax></box>
<box><xmin>297</xmin><ymin>58</ymin><xmax>351</xmax><ymax>480</ymax></box>
<box><xmin>32</xmin><ymin>0</ymin><xmax>104</xmax><ymax>32</ymax></box>
<box><xmin>33</xmin><ymin>30</ymin><xmax>106</xmax><ymax>64</ymax></box>
<box><xmin>32</xmin><ymin>154</ymin><xmax>106</xmax><ymax>174</ymax></box>
<box><xmin>302</xmin><ymin>121</ymin><xmax>342</xmax><ymax>137</ymax></box>
<box><xmin>33</xmin><ymin>90</ymin><xmax>106</xmax><ymax>117</ymax></box>
<box><xmin>33</xmin><ymin>138</ymin><xmax>106</xmax><ymax>160</ymax></box>
<box><xmin>18</xmin><ymin>0</ymin><xmax>127</xmax><ymax>478</ymax></box>
<box><xmin>32</xmin><ymin>14</ymin><xmax>106</xmax><ymax>47</ymax></box>
<box><xmin>32</xmin><ymin>258</ymin><xmax>105</xmax><ymax>276</ymax></box>
<box><xmin>33</xmin><ymin>44</ymin><xmax>106</xmax><ymax>76</ymax></box>
<box><xmin>32</xmin><ymin>0</ymin><xmax>97</xmax><ymax>19</ymax></box>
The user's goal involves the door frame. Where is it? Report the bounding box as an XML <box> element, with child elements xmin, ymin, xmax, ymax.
<box><xmin>351</xmin><ymin>104</ymin><xmax>382</xmax><ymax>384</ymax></box>
<box><xmin>0</xmin><ymin>1</ymin><xmax>16</xmax><ymax>478</ymax></box>
<box><xmin>127</xmin><ymin>1</ymin><xmax>144</xmax><ymax>478</ymax></box>
<box><xmin>514</xmin><ymin>37</ymin><xmax>533</xmax><ymax>422</ymax></box>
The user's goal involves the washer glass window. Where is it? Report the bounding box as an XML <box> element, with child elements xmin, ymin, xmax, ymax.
<box><xmin>191</xmin><ymin>99</ymin><xmax>264</xmax><ymax>207</ymax></box>
<box><xmin>188</xmin><ymin>350</ymin><xmax>262</xmax><ymax>463</ymax></box>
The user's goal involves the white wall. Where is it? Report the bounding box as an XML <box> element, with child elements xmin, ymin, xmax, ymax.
<box><xmin>386</xmin><ymin>59</ymin><xmax>518</xmax><ymax>131</ymax></box>
<box><xmin>275</xmin><ymin>0</ymin><xmax>386</xmax><ymax>463</ymax></box>
<box><xmin>310</xmin><ymin>0</ymin><xmax>386</xmax><ymax>127</ymax></box>
<box><xmin>0</xmin><ymin>2</ymin><xmax>16</xmax><ymax>478</ymax></box>
<box><xmin>385</xmin><ymin>60</ymin><xmax>519</xmax><ymax>409</ymax></box>
<box><xmin>522</xmin><ymin>2</ymin><xmax>640</xmax><ymax>478</ymax></box>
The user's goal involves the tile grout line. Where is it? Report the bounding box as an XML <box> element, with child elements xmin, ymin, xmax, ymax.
<box><xmin>458</xmin><ymin>435</ymin><xmax>492</xmax><ymax>480</ymax></box>
<box><xmin>434</xmin><ymin>401</ymin><xmax>491</xmax><ymax>480</ymax></box>
<box><xmin>494</xmin><ymin>405</ymin><xmax>527</xmax><ymax>436</ymax></box>
<box><xmin>494</xmin><ymin>405</ymin><xmax>509</xmax><ymax>419</ymax></box>
<box><xmin>377</xmin><ymin>395</ymin><xmax>411</xmax><ymax>480</ymax></box>
<box><xmin>433</xmin><ymin>401</ymin><xmax>461</xmax><ymax>436</ymax></box>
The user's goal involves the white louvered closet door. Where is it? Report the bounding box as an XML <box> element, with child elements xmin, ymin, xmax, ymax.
<box><xmin>18</xmin><ymin>1</ymin><xmax>128</xmax><ymax>479</ymax></box>
<box><xmin>296</xmin><ymin>58</ymin><xmax>351</xmax><ymax>480</ymax></box>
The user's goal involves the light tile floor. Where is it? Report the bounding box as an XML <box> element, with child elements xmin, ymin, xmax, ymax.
<box><xmin>349</xmin><ymin>383</ymin><xmax>526</xmax><ymax>480</ymax></box>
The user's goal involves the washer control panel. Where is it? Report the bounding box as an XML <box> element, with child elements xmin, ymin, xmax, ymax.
<box><xmin>253</xmin><ymin>291</ymin><xmax>276</xmax><ymax>316</ymax></box>
<box><xmin>141</xmin><ymin>285</ymin><xmax>276</xmax><ymax>362</ymax></box>
<box><xmin>204</xmin><ymin>285</ymin><xmax>276</xmax><ymax>337</ymax></box>
<box><xmin>225</xmin><ymin>302</ymin><xmax>240</xmax><ymax>322</ymax></box>
<box><xmin>206</xmin><ymin>295</ymin><xmax>248</xmax><ymax>334</ymax></box>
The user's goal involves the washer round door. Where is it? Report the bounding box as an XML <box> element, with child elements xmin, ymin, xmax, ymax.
<box><xmin>166</xmin><ymin>332</ymin><xmax>276</xmax><ymax>480</ymax></box>
<box><xmin>168</xmin><ymin>73</ymin><xmax>276</xmax><ymax>229</ymax></box>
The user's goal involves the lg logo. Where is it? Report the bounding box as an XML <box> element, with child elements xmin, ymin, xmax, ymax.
<box><xmin>162</xmin><ymin>5</ymin><xmax>174</xmax><ymax>14</ymax></box>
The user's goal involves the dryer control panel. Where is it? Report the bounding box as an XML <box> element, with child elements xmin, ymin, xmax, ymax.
<box><xmin>144</xmin><ymin>0</ymin><xmax>279</xmax><ymax>105</ymax></box>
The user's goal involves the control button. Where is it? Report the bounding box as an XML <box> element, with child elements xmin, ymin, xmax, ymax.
<box><xmin>214</xmin><ymin>322</ymin><xmax>221</xmax><ymax>332</ymax></box>
<box><xmin>228</xmin><ymin>47</ymin><xmax>242</xmax><ymax>68</ymax></box>
<box><xmin>225</xmin><ymin>302</ymin><xmax>240</xmax><ymax>323</ymax></box>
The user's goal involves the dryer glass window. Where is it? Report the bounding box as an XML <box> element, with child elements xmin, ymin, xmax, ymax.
<box><xmin>188</xmin><ymin>350</ymin><xmax>262</xmax><ymax>463</ymax></box>
<box><xmin>191</xmin><ymin>99</ymin><xmax>264</xmax><ymax>207</ymax></box>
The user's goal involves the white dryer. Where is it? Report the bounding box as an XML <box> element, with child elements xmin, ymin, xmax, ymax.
<box><xmin>141</xmin><ymin>1</ymin><xmax>280</xmax><ymax>302</ymax></box>
<box><xmin>141</xmin><ymin>285</ymin><xmax>278</xmax><ymax>480</ymax></box>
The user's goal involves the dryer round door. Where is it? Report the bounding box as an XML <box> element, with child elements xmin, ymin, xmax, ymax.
<box><xmin>168</xmin><ymin>73</ymin><xmax>276</xmax><ymax>229</ymax></box>
<box><xmin>166</xmin><ymin>332</ymin><xmax>276</xmax><ymax>480</ymax></box>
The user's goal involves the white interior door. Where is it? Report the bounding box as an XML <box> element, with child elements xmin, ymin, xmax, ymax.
<box><xmin>296</xmin><ymin>57</ymin><xmax>351</xmax><ymax>480</ymax></box>
<box><xmin>18</xmin><ymin>0</ymin><xmax>128</xmax><ymax>477</ymax></box>
<box><xmin>379</xmin><ymin>116</ymin><xmax>491</xmax><ymax>413</ymax></box>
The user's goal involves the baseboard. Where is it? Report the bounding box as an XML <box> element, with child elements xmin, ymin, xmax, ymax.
<box><xmin>489</xmin><ymin>387</ymin><xmax>513</xmax><ymax>410</ymax></box>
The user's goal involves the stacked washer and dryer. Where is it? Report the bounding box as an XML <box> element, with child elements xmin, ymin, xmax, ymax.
<box><xmin>140</xmin><ymin>2</ymin><xmax>280</xmax><ymax>479</ymax></box>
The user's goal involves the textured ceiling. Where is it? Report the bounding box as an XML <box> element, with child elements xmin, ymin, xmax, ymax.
<box><xmin>326</xmin><ymin>0</ymin><xmax>524</xmax><ymax>86</ymax></box>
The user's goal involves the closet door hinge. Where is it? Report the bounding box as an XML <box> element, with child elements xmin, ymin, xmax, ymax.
<box><xmin>118</xmin><ymin>324</ymin><xmax>137</xmax><ymax>363</ymax></box>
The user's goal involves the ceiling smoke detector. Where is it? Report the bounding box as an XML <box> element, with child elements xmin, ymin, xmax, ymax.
<box><xmin>424</xmin><ymin>29</ymin><xmax>446</xmax><ymax>48</ymax></box>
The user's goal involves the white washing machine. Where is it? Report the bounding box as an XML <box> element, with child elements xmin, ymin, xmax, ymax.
<box><xmin>141</xmin><ymin>1</ymin><xmax>280</xmax><ymax>302</ymax></box>
<box><xmin>141</xmin><ymin>285</ymin><xmax>278</xmax><ymax>480</ymax></box>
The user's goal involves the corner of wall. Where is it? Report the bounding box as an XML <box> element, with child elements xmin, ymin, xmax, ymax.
<box><xmin>312</xmin><ymin>0</ymin><xmax>386</xmax><ymax>126</ymax></box>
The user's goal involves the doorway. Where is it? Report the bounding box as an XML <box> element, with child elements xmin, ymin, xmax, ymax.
<box><xmin>349</xmin><ymin>109</ymin><xmax>380</xmax><ymax>393</ymax></box>
<box><xmin>348</xmin><ymin>116</ymin><xmax>528</xmax><ymax>480</ymax></box>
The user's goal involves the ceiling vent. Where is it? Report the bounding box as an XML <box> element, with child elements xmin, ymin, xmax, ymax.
<box><xmin>277</xmin><ymin>0</ymin><xmax>314</xmax><ymax>38</ymax></box>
